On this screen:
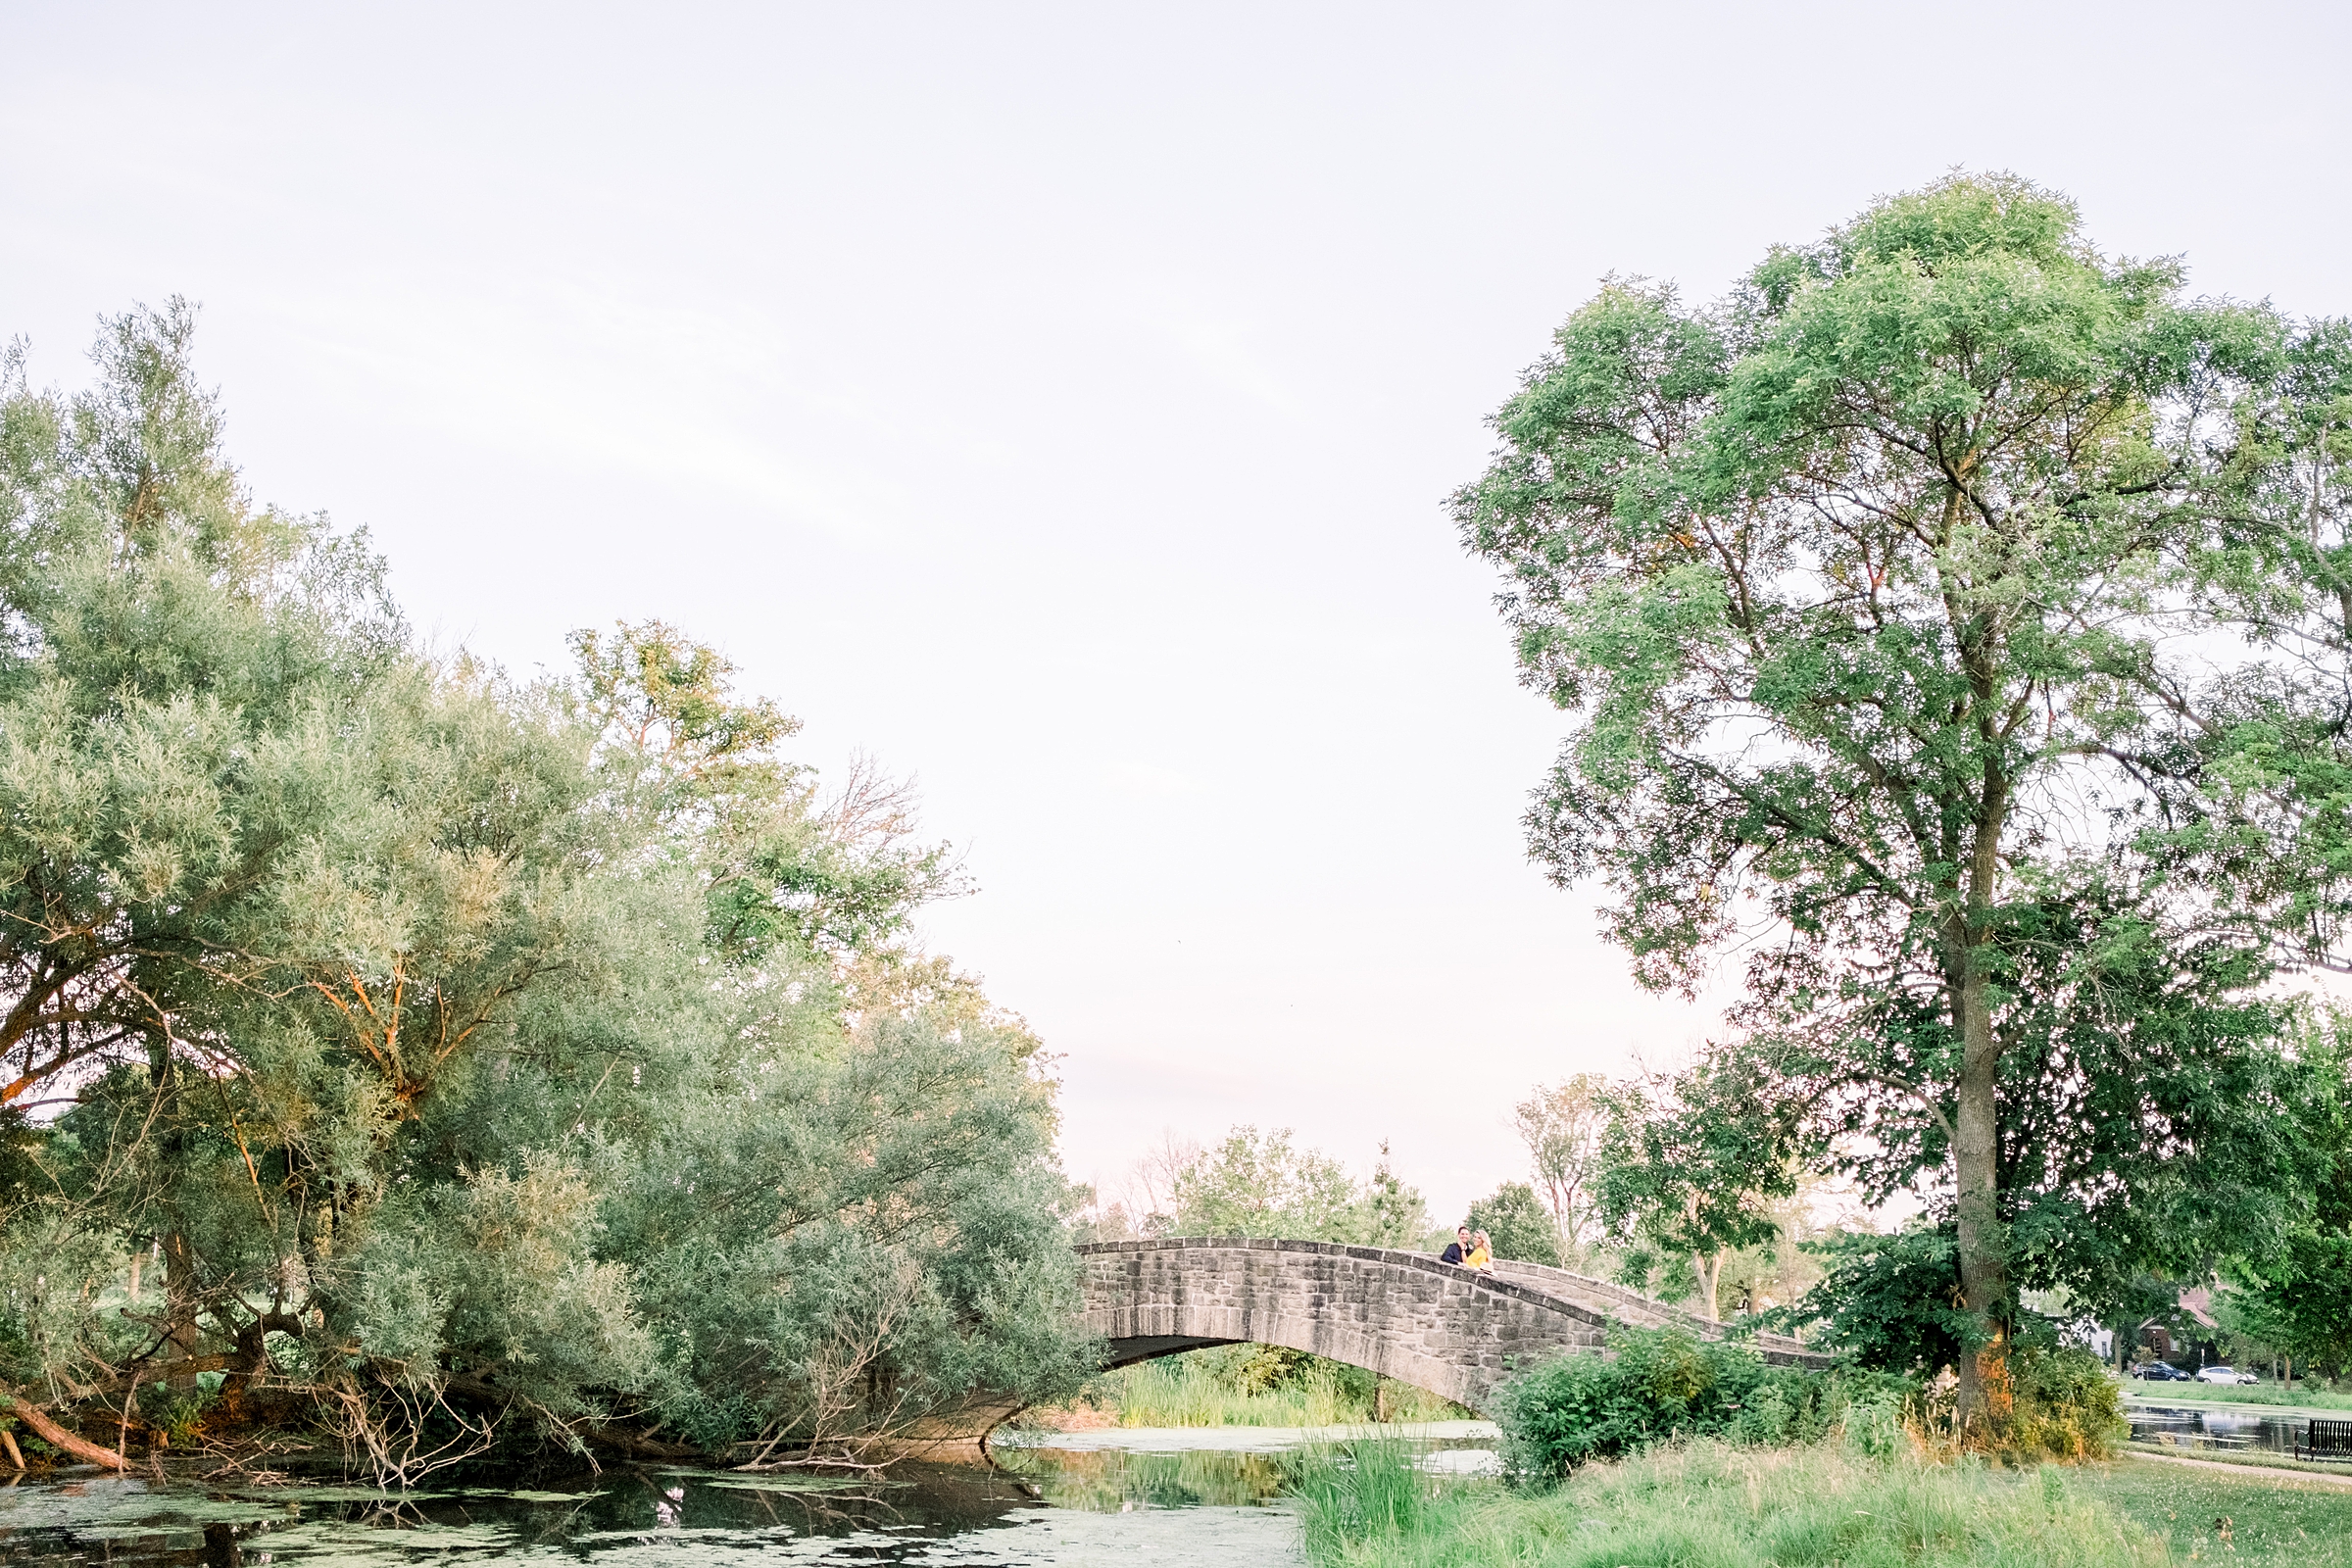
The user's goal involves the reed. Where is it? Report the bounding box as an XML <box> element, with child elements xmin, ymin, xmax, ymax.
<box><xmin>1074</xmin><ymin>1350</ymin><xmax>1462</xmax><ymax>1429</ymax></box>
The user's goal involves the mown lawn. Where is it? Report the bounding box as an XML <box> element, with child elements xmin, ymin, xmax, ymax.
<box><xmin>2072</xmin><ymin>1456</ymin><xmax>2352</xmax><ymax>1565</ymax></box>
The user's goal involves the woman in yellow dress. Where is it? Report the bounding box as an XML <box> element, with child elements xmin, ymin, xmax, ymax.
<box><xmin>1465</xmin><ymin>1230</ymin><xmax>1493</xmax><ymax>1271</ymax></box>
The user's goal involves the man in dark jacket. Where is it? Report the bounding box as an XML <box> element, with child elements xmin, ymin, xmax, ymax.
<box><xmin>1439</xmin><ymin>1225</ymin><xmax>1471</xmax><ymax>1266</ymax></box>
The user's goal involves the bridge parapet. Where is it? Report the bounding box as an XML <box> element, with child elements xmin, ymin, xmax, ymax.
<box><xmin>1484</xmin><ymin>1257</ymin><xmax>1824</xmax><ymax>1363</ymax></box>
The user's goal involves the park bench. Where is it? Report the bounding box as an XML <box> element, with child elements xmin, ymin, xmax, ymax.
<box><xmin>2299</xmin><ymin>1419</ymin><xmax>2352</xmax><ymax>1462</ymax></box>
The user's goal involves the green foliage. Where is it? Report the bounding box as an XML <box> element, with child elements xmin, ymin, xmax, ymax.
<box><xmin>1594</xmin><ymin>1056</ymin><xmax>1797</xmax><ymax>1319</ymax></box>
<box><xmin>1296</xmin><ymin>1438</ymin><xmax>1438</xmax><ymax>1562</ymax></box>
<box><xmin>1169</xmin><ymin>1127</ymin><xmax>1432</xmax><ymax>1248</ymax></box>
<box><xmin>1774</xmin><ymin>1238</ymin><xmax>2128</xmax><ymax>1459</ymax></box>
<box><xmin>1490</xmin><ymin>1324</ymin><xmax>1915</xmax><ymax>1481</ymax></box>
<box><xmin>1453</xmin><ymin>172</ymin><xmax>2343</xmax><ymax>1398</ymax></box>
<box><xmin>2220</xmin><ymin>1013</ymin><xmax>2352</xmax><ymax>1376</ymax></box>
<box><xmin>1464</xmin><ymin>1181</ymin><xmax>1560</xmax><ymax>1266</ymax></box>
<box><xmin>1992</xmin><ymin>1344</ymin><xmax>2128</xmax><ymax>1462</ymax></box>
<box><xmin>1772</xmin><ymin>1224</ymin><xmax>1977</xmax><ymax>1376</ymax></box>
<box><xmin>0</xmin><ymin>303</ymin><xmax>1090</xmax><ymax>1475</ymax></box>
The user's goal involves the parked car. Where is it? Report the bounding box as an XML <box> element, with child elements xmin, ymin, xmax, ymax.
<box><xmin>2195</xmin><ymin>1365</ymin><xmax>2250</xmax><ymax>1386</ymax></box>
<box><xmin>2133</xmin><ymin>1361</ymin><xmax>2192</xmax><ymax>1381</ymax></box>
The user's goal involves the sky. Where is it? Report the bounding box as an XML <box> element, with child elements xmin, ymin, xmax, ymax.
<box><xmin>3</xmin><ymin>2</ymin><xmax>2349</xmax><ymax>1223</ymax></box>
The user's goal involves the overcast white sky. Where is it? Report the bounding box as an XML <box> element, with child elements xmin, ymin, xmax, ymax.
<box><xmin>4</xmin><ymin>2</ymin><xmax>2348</xmax><ymax>1222</ymax></box>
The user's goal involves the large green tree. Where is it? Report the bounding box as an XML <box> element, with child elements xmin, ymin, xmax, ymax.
<box><xmin>0</xmin><ymin>302</ymin><xmax>404</xmax><ymax>1116</ymax></box>
<box><xmin>1167</xmin><ymin>1126</ymin><xmax>1432</xmax><ymax>1248</ymax></box>
<box><xmin>1452</xmin><ymin>174</ymin><xmax>2346</xmax><ymax>1418</ymax></box>
<box><xmin>2219</xmin><ymin>1012</ymin><xmax>2352</xmax><ymax>1378</ymax></box>
<box><xmin>0</xmin><ymin>305</ymin><xmax>1090</xmax><ymax>1476</ymax></box>
<box><xmin>1593</xmin><ymin>1056</ymin><xmax>1800</xmax><ymax>1321</ymax></box>
<box><xmin>1512</xmin><ymin>1074</ymin><xmax>1609</xmax><ymax>1256</ymax></box>
<box><xmin>1465</xmin><ymin>1180</ymin><xmax>1562</xmax><ymax>1268</ymax></box>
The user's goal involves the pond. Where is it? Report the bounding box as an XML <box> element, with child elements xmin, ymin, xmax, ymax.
<box><xmin>2125</xmin><ymin>1401</ymin><xmax>2343</xmax><ymax>1460</ymax></box>
<box><xmin>0</xmin><ymin>1422</ymin><xmax>1503</xmax><ymax>1565</ymax></box>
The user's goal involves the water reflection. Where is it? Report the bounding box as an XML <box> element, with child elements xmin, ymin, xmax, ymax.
<box><xmin>994</xmin><ymin>1442</ymin><xmax>1300</xmax><ymax>1511</ymax></box>
<box><xmin>0</xmin><ymin>1436</ymin><xmax>1320</xmax><ymax>1565</ymax></box>
<box><xmin>2127</xmin><ymin>1403</ymin><xmax>2315</xmax><ymax>1457</ymax></box>
<box><xmin>988</xmin><ymin>1421</ymin><xmax>1505</xmax><ymax>1511</ymax></box>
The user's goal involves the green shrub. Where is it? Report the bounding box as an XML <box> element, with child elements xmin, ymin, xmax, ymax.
<box><xmin>1490</xmin><ymin>1323</ymin><xmax>1915</xmax><ymax>1481</ymax></box>
<box><xmin>1769</xmin><ymin>1223</ymin><xmax>1974</xmax><ymax>1375</ymax></box>
<box><xmin>1991</xmin><ymin>1343</ymin><xmax>2127</xmax><ymax>1461</ymax></box>
<box><xmin>140</xmin><ymin>1381</ymin><xmax>219</xmax><ymax>1446</ymax></box>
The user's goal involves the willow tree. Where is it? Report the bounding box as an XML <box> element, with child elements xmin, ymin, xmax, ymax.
<box><xmin>1453</xmin><ymin>174</ymin><xmax>2348</xmax><ymax>1419</ymax></box>
<box><xmin>0</xmin><ymin>306</ymin><xmax>1092</xmax><ymax>1475</ymax></box>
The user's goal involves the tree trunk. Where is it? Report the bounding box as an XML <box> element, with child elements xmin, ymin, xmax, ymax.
<box><xmin>1952</xmin><ymin>952</ymin><xmax>2008</xmax><ymax>1426</ymax></box>
<box><xmin>1701</xmin><ymin>1253</ymin><xmax>1722</xmax><ymax>1321</ymax></box>
<box><xmin>159</xmin><ymin>1231</ymin><xmax>207</xmax><ymax>1395</ymax></box>
<box><xmin>7</xmin><ymin>1398</ymin><xmax>126</xmax><ymax>1469</ymax></box>
<box><xmin>220</xmin><ymin>1307</ymin><xmax>302</xmax><ymax>1421</ymax></box>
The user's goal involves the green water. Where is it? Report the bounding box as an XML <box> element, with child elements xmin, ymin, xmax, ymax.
<box><xmin>0</xmin><ymin>1424</ymin><xmax>1501</xmax><ymax>1565</ymax></box>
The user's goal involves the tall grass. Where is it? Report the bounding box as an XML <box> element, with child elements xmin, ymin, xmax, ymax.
<box><xmin>1296</xmin><ymin>1440</ymin><xmax>2175</xmax><ymax>1568</ymax></box>
<box><xmin>1070</xmin><ymin>1349</ymin><xmax>1465</xmax><ymax>1428</ymax></box>
<box><xmin>1296</xmin><ymin>1439</ymin><xmax>1441</xmax><ymax>1562</ymax></box>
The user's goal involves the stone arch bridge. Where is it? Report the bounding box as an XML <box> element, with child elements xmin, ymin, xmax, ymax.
<box><xmin>899</xmin><ymin>1238</ymin><xmax>1828</xmax><ymax>1457</ymax></box>
<box><xmin>1077</xmin><ymin>1238</ymin><xmax>1828</xmax><ymax>1411</ymax></box>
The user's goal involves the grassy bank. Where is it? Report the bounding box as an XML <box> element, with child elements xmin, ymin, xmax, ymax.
<box><xmin>1039</xmin><ymin>1347</ymin><xmax>1467</xmax><ymax>1429</ymax></box>
<box><xmin>1297</xmin><ymin>1438</ymin><xmax>2352</xmax><ymax>1567</ymax></box>
<box><xmin>2123</xmin><ymin>1380</ymin><xmax>2352</xmax><ymax>1412</ymax></box>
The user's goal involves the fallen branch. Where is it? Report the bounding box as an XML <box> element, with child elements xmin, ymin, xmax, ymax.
<box><xmin>5</xmin><ymin>1397</ymin><xmax>126</xmax><ymax>1470</ymax></box>
<box><xmin>730</xmin><ymin>1452</ymin><xmax>896</xmax><ymax>1473</ymax></box>
<box><xmin>581</xmin><ymin>1423</ymin><xmax>704</xmax><ymax>1460</ymax></box>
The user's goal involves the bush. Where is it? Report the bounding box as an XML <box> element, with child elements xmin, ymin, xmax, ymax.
<box><xmin>1490</xmin><ymin>1324</ymin><xmax>1916</xmax><ymax>1482</ymax></box>
<box><xmin>1987</xmin><ymin>1343</ymin><xmax>2128</xmax><ymax>1461</ymax></box>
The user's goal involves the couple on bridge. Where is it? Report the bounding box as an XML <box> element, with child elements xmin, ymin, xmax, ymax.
<box><xmin>1438</xmin><ymin>1224</ymin><xmax>1493</xmax><ymax>1272</ymax></box>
